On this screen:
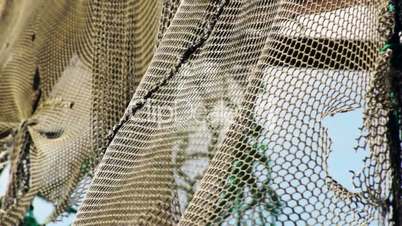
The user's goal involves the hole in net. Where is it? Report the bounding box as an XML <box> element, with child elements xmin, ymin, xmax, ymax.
<box><xmin>39</xmin><ymin>129</ymin><xmax>64</xmax><ymax>139</ymax></box>
<box><xmin>322</xmin><ymin>108</ymin><xmax>367</xmax><ymax>192</ymax></box>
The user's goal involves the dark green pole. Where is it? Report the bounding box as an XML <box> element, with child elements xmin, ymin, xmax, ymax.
<box><xmin>388</xmin><ymin>0</ymin><xmax>402</xmax><ymax>224</ymax></box>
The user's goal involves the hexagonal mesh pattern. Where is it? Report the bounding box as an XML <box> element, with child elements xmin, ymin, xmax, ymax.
<box><xmin>0</xmin><ymin>0</ymin><xmax>177</xmax><ymax>225</ymax></box>
<box><xmin>74</xmin><ymin>0</ymin><xmax>402</xmax><ymax>225</ymax></box>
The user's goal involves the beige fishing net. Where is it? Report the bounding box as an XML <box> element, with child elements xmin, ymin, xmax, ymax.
<box><xmin>73</xmin><ymin>0</ymin><xmax>402</xmax><ymax>225</ymax></box>
<box><xmin>0</xmin><ymin>0</ymin><xmax>171</xmax><ymax>225</ymax></box>
<box><xmin>1</xmin><ymin>0</ymin><xmax>401</xmax><ymax>225</ymax></box>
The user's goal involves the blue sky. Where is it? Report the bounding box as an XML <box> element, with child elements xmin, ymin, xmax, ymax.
<box><xmin>323</xmin><ymin>108</ymin><xmax>367</xmax><ymax>192</ymax></box>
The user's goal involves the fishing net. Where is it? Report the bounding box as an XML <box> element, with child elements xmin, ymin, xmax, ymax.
<box><xmin>73</xmin><ymin>0</ymin><xmax>402</xmax><ymax>225</ymax></box>
<box><xmin>0</xmin><ymin>0</ymin><xmax>170</xmax><ymax>224</ymax></box>
<box><xmin>0</xmin><ymin>0</ymin><xmax>401</xmax><ymax>225</ymax></box>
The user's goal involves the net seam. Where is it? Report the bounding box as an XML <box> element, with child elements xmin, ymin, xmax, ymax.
<box><xmin>103</xmin><ymin>0</ymin><xmax>229</xmax><ymax>155</ymax></box>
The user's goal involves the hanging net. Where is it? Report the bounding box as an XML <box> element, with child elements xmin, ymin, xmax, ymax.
<box><xmin>0</xmin><ymin>0</ymin><xmax>401</xmax><ymax>225</ymax></box>
<box><xmin>74</xmin><ymin>0</ymin><xmax>402</xmax><ymax>225</ymax></box>
<box><xmin>0</xmin><ymin>0</ymin><xmax>172</xmax><ymax>224</ymax></box>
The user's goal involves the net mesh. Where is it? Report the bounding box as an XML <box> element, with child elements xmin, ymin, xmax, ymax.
<box><xmin>74</xmin><ymin>0</ymin><xmax>401</xmax><ymax>225</ymax></box>
<box><xmin>0</xmin><ymin>0</ymin><xmax>171</xmax><ymax>224</ymax></box>
<box><xmin>0</xmin><ymin>0</ymin><xmax>401</xmax><ymax>225</ymax></box>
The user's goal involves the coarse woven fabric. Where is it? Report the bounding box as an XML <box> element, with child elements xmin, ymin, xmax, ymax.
<box><xmin>74</xmin><ymin>0</ymin><xmax>402</xmax><ymax>225</ymax></box>
<box><xmin>0</xmin><ymin>0</ymin><xmax>173</xmax><ymax>224</ymax></box>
